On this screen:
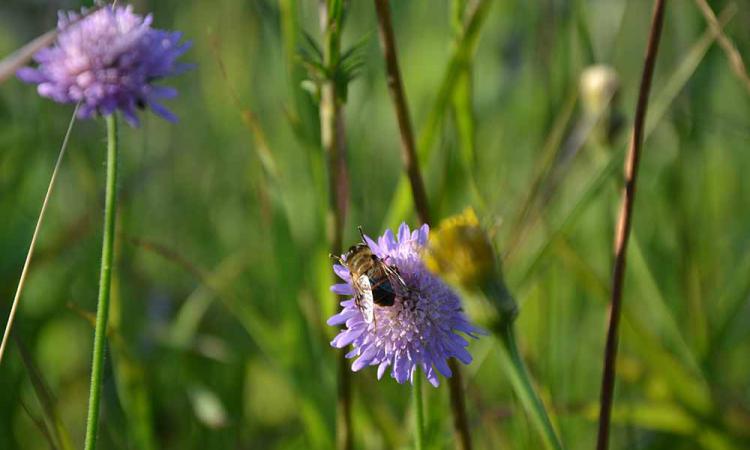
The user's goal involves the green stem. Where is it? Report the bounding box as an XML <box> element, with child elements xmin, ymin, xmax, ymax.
<box><xmin>497</xmin><ymin>321</ymin><xmax>564</xmax><ymax>450</ymax></box>
<box><xmin>413</xmin><ymin>369</ymin><xmax>425</xmax><ymax>450</ymax></box>
<box><xmin>319</xmin><ymin>3</ymin><xmax>353</xmax><ymax>449</ymax></box>
<box><xmin>84</xmin><ymin>114</ymin><xmax>119</xmax><ymax>450</ymax></box>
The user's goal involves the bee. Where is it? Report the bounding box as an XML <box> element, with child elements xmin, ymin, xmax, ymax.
<box><xmin>332</xmin><ymin>228</ymin><xmax>408</xmax><ymax>323</ymax></box>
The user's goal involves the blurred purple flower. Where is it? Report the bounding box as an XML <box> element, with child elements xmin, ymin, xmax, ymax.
<box><xmin>17</xmin><ymin>5</ymin><xmax>191</xmax><ymax>126</ymax></box>
<box><xmin>328</xmin><ymin>223</ymin><xmax>482</xmax><ymax>387</ymax></box>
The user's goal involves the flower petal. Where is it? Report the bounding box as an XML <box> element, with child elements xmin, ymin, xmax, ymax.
<box><xmin>352</xmin><ymin>345</ymin><xmax>379</xmax><ymax>371</ymax></box>
<box><xmin>433</xmin><ymin>356</ymin><xmax>452</xmax><ymax>378</ymax></box>
<box><xmin>424</xmin><ymin>364</ymin><xmax>440</xmax><ymax>387</ymax></box>
<box><xmin>381</xmin><ymin>228</ymin><xmax>397</xmax><ymax>250</ymax></box>
<box><xmin>364</xmin><ymin>234</ymin><xmax>382</xmax><ymax>257</ymax></box>
<box><xmin>417</xmin><ymin>223</ymin><xmax>430</xmax><ymax>245</ymax></box>
<box><xmin>377</xmin><ymin>361</ymin><xmax>389</xmax><ymax>380</ymax></box>
<box><xmin>148</xmin><ymin>100</ymin><xmax>178</xmax><ymax>123</ymax></box>
<box><xmin>398</xmin><ymin>223</ymin><xmax>410</xmax><ymax>243</ymax></box>
<box><xmin>16</xmin><ymin>68</ymin><xmax>45</xmax><ymax>83</ymax></box>
<box><xmin>392</xmin><ymin>353</ymin><xmax>411</xmax><ymax>384</ymax></box>
<box><xmin>333</xmin><ymin>264</ymin><xmax>350</xmax><ymax>281</ymax></box>
<box><xmin>330</xmin><ymin>283</ymin><xmax>353</xmax><ymax>295</ymax></box>
<box><xmin>326</xmin><ymin>308</ymin><xmax>358</xmax><ymax>326</ymax></box>
<box><xmin>331</xmin><ymin>327</ymin><xmax>364</xmax><ymax>348</ymax></box>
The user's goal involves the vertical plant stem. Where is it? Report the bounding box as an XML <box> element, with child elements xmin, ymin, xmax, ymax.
<box><xmin>373</xmin><ymin>1</ymin><xmax>473</xmax><ymax>449</ymax></box>
<box><xmin>413</xmin><ymin>368</ymin><xmax>425</xmax><ymax>450</ymax></box>
<box><xmin>0</xmin><ymin>104</ymin><xmax>79</xmax><ymax>366</ymax></box>
<box><xmin>373</xmin><ymin>0</ymin><xmax>431</xmax><ymax>224</ymax></box>
<box><xmin>446</xmin><ymin>361</ymin><xmax>472</xmax><ymax>450</ymax></box>
<box><xmin>381</xmin><ymin>0</ymin><xmax>493</xmax><ymax>229</ymax></box>
<box><xmin>320</xmin><ymin>2</ymin><xmax>352</xmax><ymax>449</ymax></box>
<box><xmin>496</xmin><ymin>321</ymin><xmax>563</xmax><ymax>450</ymax></box>
<box><xmin>84</xmin><ymin>114</ymin><xmax>119</xmax><ymax>450</ymax></box>
<box><xmin>595</xmin><ymin>2</ymin><xmax>666</xmax><ymax>450</ymax></box>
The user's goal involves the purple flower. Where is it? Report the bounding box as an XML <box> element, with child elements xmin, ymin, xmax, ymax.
<box><xmin>17</xmin><ymin>5</ymin><xmax>191</xmax><ymax>126</ymax></box>
<box><xmin>327</xmin><ymin>223</ymin><xmax>482</xmax><ymax>387</ymax></box>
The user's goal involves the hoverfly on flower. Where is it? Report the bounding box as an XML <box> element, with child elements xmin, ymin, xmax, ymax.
<box><xmin>328</xmin><ymin>223</ymin><xmax>481</xmax><ymax>386</ymax></box>
<box><xmin>331</xmin><ymin>227</ymin><xmax>407</xmax><ymax>323</ymax></box>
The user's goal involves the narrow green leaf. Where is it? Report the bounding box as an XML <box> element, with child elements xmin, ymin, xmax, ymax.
<box><xmin>15</xmin><ymin>337</ymin><xmax>74</xmax><ymax>450</ymax></box>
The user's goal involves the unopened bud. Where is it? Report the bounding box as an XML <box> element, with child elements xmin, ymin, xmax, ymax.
<box><xmin>580</xmin><ymin>65</ymin><xmax>624</xmax><ymax>144</ymax></box>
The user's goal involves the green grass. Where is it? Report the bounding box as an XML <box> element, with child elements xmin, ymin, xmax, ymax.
<box><xmin>1</xmin><ymin>1</ymin><xmax>750</xmax><ymax>449</ymax></box>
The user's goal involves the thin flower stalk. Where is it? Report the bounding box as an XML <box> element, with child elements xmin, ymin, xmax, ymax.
<box><xmin>413</xmin><ymin>369</ymin><xmax>425</xmax><ymax>450</ymax></box>
<box><xmin>373</xmin><ymin>0</ymin><xmax>431</xmax><ymax>223</ymax></box>
<box><xmin>319</xmin><ymin>1</ymin><xmax>352</xmax><ymax>449</ymax></box>
<box><xmin>372</xmin><ymin>1</ymin><xmax>473</xmax><ymax>448</ymax></box>
<box><xmin>596</xmin><ymin>1</ymin><xmax>667</xmax><ymax>449</ymax></box>
<box><xmin>84</xmin><ymin>114</ymin><xmax>119</xmax><ymax>450</ymax></box>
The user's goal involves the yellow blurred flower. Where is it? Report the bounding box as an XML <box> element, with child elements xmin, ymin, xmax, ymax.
<box><xmin>424</xmin><ymin>208</ymin><xmax>496</xmax><ymax>290</ymax></box>
<box><xmin>424</xmin><ymin>208</ymin><xmax>517</xmax><ymax>325</ymax></box>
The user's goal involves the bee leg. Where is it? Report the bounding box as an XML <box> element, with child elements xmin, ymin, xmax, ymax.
<box><xmin>329</xmin><ymin>253</ymin><xmax>344</xmax><ymax>265</ymax></box>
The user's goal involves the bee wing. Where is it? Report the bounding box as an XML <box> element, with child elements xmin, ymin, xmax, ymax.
<box><xmin>382</xmin><ymin>263</ymin><xmax>408</xmax><ymax>290</ymax></box>
<box><xmin>357</xmin><ymin>275</ymin><xmax>375</xmax><ymax>323</ymax></box>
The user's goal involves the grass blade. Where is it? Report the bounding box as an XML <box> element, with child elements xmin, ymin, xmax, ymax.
<box><xmin>15</xmin><ymin>337</ymin><xmax>75</xmax><ymax>450</ymax></box>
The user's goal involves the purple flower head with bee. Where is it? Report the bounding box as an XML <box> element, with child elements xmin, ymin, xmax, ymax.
<box><xmin>17</xmin><ymin>5</ymin><xmax>191</xmax><ymax>126</ymax></box>
<box><xmin>327</xmin><ymin>223</ymin><xmax>482</xmax><ymax>387</ymax></box>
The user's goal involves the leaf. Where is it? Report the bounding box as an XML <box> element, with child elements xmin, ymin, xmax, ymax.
<box><xmin>14</xmin><ymin>337</ymin><xmax>74</xmax><ymax>450</ymax></box>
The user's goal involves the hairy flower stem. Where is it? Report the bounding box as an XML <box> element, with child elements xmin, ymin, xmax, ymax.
<box><xmin>319</xmin><ymin>2</ymin><xmax>352</xmax><ymax>449</ymax></box>
<box><xmin>84</xmin><ymin>114</ymin><xmax>119</xmax><ymax>450</ymax></box>
<box><xmin>373</xmin><ymin>1</ymin><xmax>472</xmax><ymax>448</ymax></box>
<box><xmin>413</xmin><ymin>369</ymin><xmax>425</xmax><ymax>450</ymax></box>
<box><xmin>495</xmin><ymin>320</ymin><xmax>563</xmax><ymax>450</ymax></box>
<box><xmin>596</xmin><ymin>1</ymin><xmax>666</xmax><ymax>449</ymax></box>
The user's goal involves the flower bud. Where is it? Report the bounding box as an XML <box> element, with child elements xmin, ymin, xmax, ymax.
<box><xmin>579</xmin><ymin>65</ymin><xmax>625</xmax><ymax>144</ymax></box>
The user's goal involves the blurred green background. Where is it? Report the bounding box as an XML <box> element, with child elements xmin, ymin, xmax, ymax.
<box><xmin>1</xmin><ymin>0</ymin><xmax>750</xmax><ymax>449</ymax></box>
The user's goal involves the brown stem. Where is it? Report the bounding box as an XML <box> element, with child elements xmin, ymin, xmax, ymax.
<box><xmin>373</xmin><ymin>0</ymin><xmax>431</xmax><ymax>225</ymax></box>
<box><xmin>595</xmin><ymin>1</ymin><xmax>666</xmax><ymax>450</ymax></box>
<box><xmin>320</xmin><ymin>2</ymin><xmax>353</xmax><ymax>449</ymax></box>
<box><xmin>447</xmin><ymin>359</ymin><xmax>473</xmax><ymax>450</ymax></box>
<box><xmin>373</xmin><ymin>1</ymin><xmax>472</xmax><ymax>449</ymax></box>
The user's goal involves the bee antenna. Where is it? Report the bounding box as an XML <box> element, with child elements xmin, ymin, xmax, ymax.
<box><xmin>357</xmin><ymin>226</ymin><xmax>367</xmax><ymax>243</ymax></box>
